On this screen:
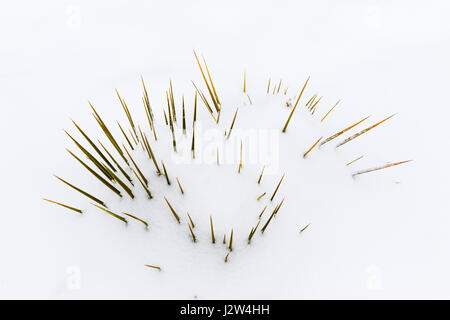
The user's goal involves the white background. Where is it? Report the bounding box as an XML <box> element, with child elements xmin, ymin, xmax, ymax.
<box><xmin>0</xmin><ymin>0</ymin><xmax>449</xmax><ymax>299</ymax></box>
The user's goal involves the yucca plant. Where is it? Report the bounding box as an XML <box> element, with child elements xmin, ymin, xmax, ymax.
<box><xmin>44</xmin><ymin>52</ymin><xmax>411</xmax><ymax>272</ymax></box>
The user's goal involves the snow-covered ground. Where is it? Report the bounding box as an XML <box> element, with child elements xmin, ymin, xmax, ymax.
<box><xmin>1</xmin><ymin>0</ymin><xmax>449</xmax><ymax>299</ymax></box>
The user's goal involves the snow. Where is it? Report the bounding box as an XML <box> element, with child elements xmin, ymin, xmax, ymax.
<box><xmin>0</xmin><ymin>0</ymin><xmax>449</xmax><ymax>299</ymax></box>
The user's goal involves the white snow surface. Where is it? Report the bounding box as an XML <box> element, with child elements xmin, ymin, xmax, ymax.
<box><xmin>0</xmin><ymin>0</ymin><xmax>449</xmax><ymax>299</ymax></box>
